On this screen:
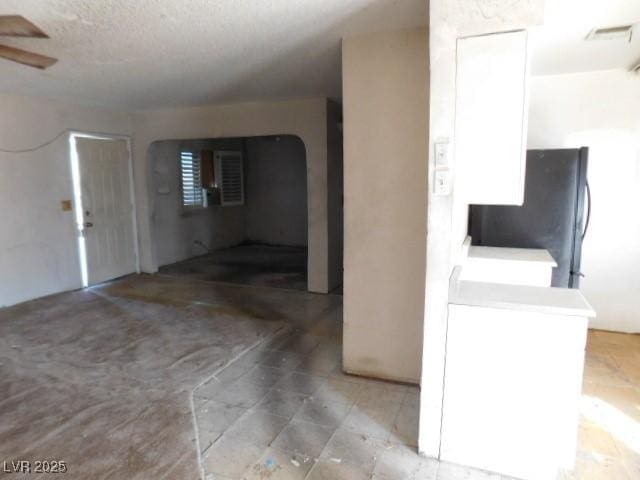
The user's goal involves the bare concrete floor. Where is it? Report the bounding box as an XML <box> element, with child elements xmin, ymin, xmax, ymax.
<box><xmin>1</xmin><ymin>274</ymin><xmax>636</xmax><ymax>479</ymax></box>
<box><xmin>0</xmin><ymin>274</ymin><xmax>290</xmax><ymax>479</ymax></box>
<box><xmin>159</xmin><ymin>244</ymin><xmax>308</xmax><ymax>291</ymax></box>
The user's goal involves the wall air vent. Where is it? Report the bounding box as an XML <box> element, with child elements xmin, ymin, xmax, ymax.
<box><xmin>214</xmin><ymin>151</ymin><xmax>244</xmax><ymax>206</ymax></box>
<box><xmin>587</xmin><ymin>24</ymin><xmax>634</xmax><ymax>42</ymax></box>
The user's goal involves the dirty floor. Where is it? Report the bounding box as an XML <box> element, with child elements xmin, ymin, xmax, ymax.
<box><xmin>159</xmin><ymin>244</ymin><xmax>308</xmax><ymax>291</ymax></box>
<box><xmin>565</xmin><ymin>330</ymin><xmax>640</xmax><ymax>480</ymax></box>
<box><xmin>0</xmin><ymin>274</ymin><xmax>290</xmax><ymax>479</ymax></box>
<box><xmin>0</xmin><ymin>274</ymin><xmax>638</xmax><ymax>479</ymax></box>
<box><xmin>197</xmin><ymin>327</ymin><xmax>640</xmax><ymax>480</ymax></box>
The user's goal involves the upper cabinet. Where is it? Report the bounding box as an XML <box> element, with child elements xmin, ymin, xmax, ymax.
<box><xmin>455</xmin><ymin>30</ymin><xmax>530</xmax><ymax>206</ymax></box>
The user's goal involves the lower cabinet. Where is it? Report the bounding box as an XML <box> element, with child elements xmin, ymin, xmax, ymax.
<box><xmin>440</xmin><ymin>304</ymin><xmax>587</xmax><ymax>480</ymax></box>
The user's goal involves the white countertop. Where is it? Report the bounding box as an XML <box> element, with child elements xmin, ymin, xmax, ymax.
<box><xmin>467</xmin><ymin>246</ymin><xmax>557</xmax><ymax>266</ymax></box>
<box><xmin>449</xmin><ymin>267</ymin><xmax>596</xmax><ymax>317</ymax></box>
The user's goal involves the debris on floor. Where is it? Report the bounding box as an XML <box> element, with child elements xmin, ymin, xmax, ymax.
<box><xmin>251</xmin><ymin>458</ymin><xmax>282</xmax><ymax>478</ymax></box>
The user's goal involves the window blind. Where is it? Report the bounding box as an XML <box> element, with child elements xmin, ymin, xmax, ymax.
<box><xmin>180</xmin><ymin>151</ymin><xmax>203</xmax><ymax>207</ymax></box>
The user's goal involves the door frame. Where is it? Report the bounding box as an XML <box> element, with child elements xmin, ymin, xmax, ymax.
<box><xmin>69</xmin><ymin>131</ymin><xmax>140</xmax><ymax>287</ymax></box>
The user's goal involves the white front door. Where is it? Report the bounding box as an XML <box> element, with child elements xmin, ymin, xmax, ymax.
<box><xmin>75</xmin><ymin>137</ymin><xmax>137</xmax><ymax>285</ymax></box>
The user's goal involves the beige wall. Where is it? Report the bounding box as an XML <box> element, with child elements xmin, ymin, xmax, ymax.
<box><xmin>0</xmin><ymin>94</ymin><xmax>131</xmax><ymax>307</ymax></box>
<box><xmin>0</xmin><ymin>96</ymin><xmax>341</xmax><ymax>302</ymax></box>
<box><xmin>342</xmin><ymin>28</ymin><xmax>429</xmax><ymax>384</ymax></box>
<box><xmin>131</xmin><ymin>98</ymin><xmax>341</xmax><ymax>293</ymax></box>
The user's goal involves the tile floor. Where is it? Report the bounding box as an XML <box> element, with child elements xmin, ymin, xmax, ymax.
<box><xmin>0</xmin><ymin>274</ymin><xmax>284</xmax><ymax>479</ymax></box>
<box><xmin>563</xmin><ymin>330</ymin><xmax>640</xmax><ymax>480</ymax></box>
<box><xmin>5</xmin><ymin>272</ymin><xmax>636</xmax><ymax>479</ymax></box>
<box><xmin>193</xmin><ymin>324</ymin><xmax>640</xmax><ymax>480</ymax></box>
<box><xmin>194</xmin><ymin>327</ymin><xmax>436</xmax><ymax>480</ymax></box>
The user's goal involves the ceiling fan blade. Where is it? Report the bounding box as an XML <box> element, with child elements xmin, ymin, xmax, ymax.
<box><xmin>0</xmin><ymin>44</ymin><xmax>57</xmax><ymax>69</ymax></box>
<box><xmin>0</xmin><ymin>15</ymin><xmax>48</xmax><ymax>38</ymax></box>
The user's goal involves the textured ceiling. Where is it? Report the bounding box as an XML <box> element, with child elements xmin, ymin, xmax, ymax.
<box><xmin>531</xmin><ymin>0</ymin><xmax>640</xmax><ymax>75</ymax></box>
<box><xmin>0</xmin><ymin>0</ymin><xmax>427</xmax><ymax>109</ymax></box>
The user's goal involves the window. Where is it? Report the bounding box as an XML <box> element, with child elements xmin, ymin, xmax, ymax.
<box><xmin>180</xmin><ymin>151</ymin><xmax>203</xmax><ymax>207</ymax></box>
<box><xmin>214</xmin><ymin>151</ymin><xmax>244</xmax><ymax>206</ymax></box>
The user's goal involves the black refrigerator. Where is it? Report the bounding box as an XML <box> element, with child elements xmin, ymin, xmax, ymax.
<box><xmin>469</xmin><ymin>148</ymin><xmax>590</xmax><ymax>289</ymax></box>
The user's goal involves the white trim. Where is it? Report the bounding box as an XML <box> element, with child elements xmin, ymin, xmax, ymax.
<box><xmin>68</xmin><ymin>132</ymin><xmax>141</xmax><ymax>285</ymax></box>
<box><xmin>68</xmin><ymin>135</ymin><xmax>89</xmax><ymax>287</ymax></box>
<box><xmin>125</xmin><ymin>138</ymin><xmax>141</xmax><ymax>275</ymax></box>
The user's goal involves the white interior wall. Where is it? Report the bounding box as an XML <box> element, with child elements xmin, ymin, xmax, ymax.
<box><xmin>131</xmin><ymin>98</ymin><xmax>340</xmax><ymax>293</ymax></box>
<box><xmin>342</xmin><ymin>28</ymin><xmax>428</xmax><ymax>384</ymax></box>
<box><xmin>245</xmin><ymin>136</ymin><xmax>308</xmax><ymax>247</ymax></box>
<box><xmin>151</xmin><ymin>138</ymin><xmax>247</xmax><ymax>267</ymax></box>
<box><xmin>528</xmin><ymin>70</ymin><xmax>640</xmax><ymax>333</ymax></box>
<box><xmin>0</xmin><ymin>94</ymin><xmax>131</xmax><ymax>307</ymax></box>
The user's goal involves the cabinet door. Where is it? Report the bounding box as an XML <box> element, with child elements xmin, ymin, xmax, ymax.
<box><xmin>455</xmin><ymin>30</ymin><xmax>529</xmax><ymax>205</ymax></box>
<box><xmin>441</xmin><ymin>305</ymin><xmax>587</xmax><ymax>479</ymax></box>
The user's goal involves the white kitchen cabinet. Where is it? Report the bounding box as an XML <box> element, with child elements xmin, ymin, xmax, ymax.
<box><xmin>455</xmin><ymin>30</ymin><xmax>530</xmax><ymax>205</ymax></box>
<box><xmin>441</xmin><ymin>270</ymin><xmax>595</xmax><ymax>480</ymax></box>
<box><xmin>461</xmin><ymin>245</ymin><xmax>557</xmax><ymax>287</ymax></box>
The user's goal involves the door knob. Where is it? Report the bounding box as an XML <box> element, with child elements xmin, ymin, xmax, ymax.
<box><xmin>84</xmin><ymin>222</ymin><xmax>94</xmax><ymax>228</ymax></box>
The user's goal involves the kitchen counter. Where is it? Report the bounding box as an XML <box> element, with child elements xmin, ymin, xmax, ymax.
<box><xmin>459</xmin><ymin>239</ymin><xmax>559</xmax><ymax>287</ymax></box>
<box><xmin>468</xmin><ymin>245</ymin><xmax>557</xmax><ymax>266</ymax></box>
<box><xmin>450</xmin><ymin>266</ymin><xmax>596</xmax><ymax>317</ymax></box>
<box><xmin>441</xmin><ymin>262</ymin><xmax>596</xmax><ymax>480</ymax></box>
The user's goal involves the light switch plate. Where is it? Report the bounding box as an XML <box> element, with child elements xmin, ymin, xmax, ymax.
<box><xmin>434</xmin><ymin>169</ymin><xmax>451</xmax><ymax>196</ymax></box>
<box><xmin>435</xmin><ymin>142</ymin><xmax>450</xmax><ymax>167</ymax></box>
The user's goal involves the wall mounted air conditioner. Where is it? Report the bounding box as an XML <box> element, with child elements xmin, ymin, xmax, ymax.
<box><xmin>214</xmin><ymin>151</ymin><xmax>244</xmax><ymax>206</ymax></box>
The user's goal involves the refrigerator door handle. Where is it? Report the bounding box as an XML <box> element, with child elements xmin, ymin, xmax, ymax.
<box><xmin>582</xmin><ymin>180</ymin><xmax>592</xmax><ymax>240</ymax></box>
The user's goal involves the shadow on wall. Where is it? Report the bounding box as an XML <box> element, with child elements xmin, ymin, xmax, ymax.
<box><xmin>148</xmin><ymin>135</ymin><xmax>309</xmax><ymax>267</ymax></box>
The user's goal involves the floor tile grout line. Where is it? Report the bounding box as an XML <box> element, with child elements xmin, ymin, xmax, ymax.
<box><xmin>302</xmin><ymin>388</ymin><xmax>362</xmax><ymax>480</ymax></box>
<box><xmin>200</xmin><ymin>353</ymin><xmax>345</xmax><ymax>476</ymax></box>
<box><xmin>190</xmin><ymin>324</ymin><xmax>290</xmax><ymax>479</ymax></box>
<box><xmin>232</xmin><ymin>380</ymin><xmax>337</xmax><ymax>479</ymax></box>
<box><xmin>384</xmin><ymin>389</ymin><xmax>411</xmax><ymax>453</ymax></box>
<box><xmin>200</xmin><ymin>385</ymin><xmax>276</xmax><ymax>451</ymax></box>
<box><xmin>195</xmin><ymin>336</ymin><xmax>422</xmax><ymax>479</ymax></box>
<box><xmin>225</xmin><ymin>374</ymin><xmax>369</xmax><ymax>478</ymax></box>
<box><xmin>367</xmin><ymin>392</ymin><xmax>411</xmax><ymax>478</ymax></box>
